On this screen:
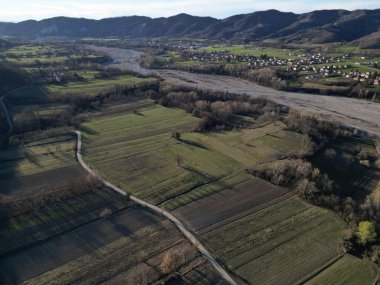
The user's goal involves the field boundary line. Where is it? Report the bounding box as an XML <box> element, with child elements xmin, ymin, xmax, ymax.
<box><xmin>294</xmin><ymin>252</ymin><xmax>345</xmax><ymax>285</ymax></box>
<box><xmin>197</xmin><ymin>191</ymin><xmax>296</xmax><ymax>236</ymax></box>
<box><xmin>0</xmin><ymin>202</ymin><xmax>132</xmax><ymax>258</ymax></box>
<box><xmin>74</xmin><ymin>130</ymin><xmax>237</xmax><ymax>285</ymax></box>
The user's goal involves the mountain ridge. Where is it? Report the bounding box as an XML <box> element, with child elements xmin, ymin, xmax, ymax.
<box><xmin>0</xmin><ymin>9</ymin><xmax>379</xmax><ymax>45</ymax></box>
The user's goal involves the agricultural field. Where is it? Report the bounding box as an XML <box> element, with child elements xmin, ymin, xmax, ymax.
<box><xmin>0</xmin><ymin>44</ymin><xmax>106</xmax><ymax>66</ymax></box>
<box><xmin>0</xmin><ymin>121</ymin><xmax>221</xmax><ymax>285</ymax></box>
<box><xmin>0</xmin><ymin>186</ymin><xmax>132</xmax><ymax>256</ymax></box>
<box><xmin>0</xmin><ymin>135</ymin><xmax>80</xmax><ymax>196</ymax></box>
<box><xmin>81</xmin><ymin>103</ymin><xmax>304</xmax><ymax>210</ymax></box>
<box><xmin>306</xmin><ymin>254</ymin><xmax>378</xmax><ymax>285</ymax></box>
<box><xmin>199</xmin><ymin>196</ymin><xmax>346</xmax><ymax>285</ymax></box>
<box><xmin>174</xmin><ymin>177</ymin><xmax>293</xmax><ymax>235</ymax></box>
<box><xmin>0</xmin><ymin>201</ymin><xmax>221</xmax><ymax>285</ymax></box>
<box><xmin>205</xmin><ymin>45</ymin><xmax>298</xmax><ymax>59</ymax></box>
<box><xmin>45</xmin><ymin>75</ymin><xmax>158</xmax><ymax>97</ymax></box>
<box><xmin>76</xmin><ymin>99</ymin><xmax>352</xmax><ymax>284</ymax></box>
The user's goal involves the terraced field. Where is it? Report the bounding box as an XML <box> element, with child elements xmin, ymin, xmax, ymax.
<box><xmin>81</xmin><ymin>104</ymin><xmax>304</xmax><ymax>209</ymax></box>
<box><xmin>0</xmin><ymin>124</ymin><xmax>222</xmax><ymax>285</ymax></box>
<box><xmin>174</xmin><ymin>177</ymin><xmax>293</xmax><ymax>235</ymax></box>
<box><xmin>0</xmin><ymin>187</ymin><xmax>132</xmax><ymax>256</ymax></box>
<box><xmin>77</xmin><ymin>101</ymin><xmax>350</xmax><ymax>284</ymax></box>
<box><xmin>200</xmin><ymin>196</ymin><xmax>346</xmax><ymax>285</ymax></box>
<box><xmin>0</xmin><ymin>203</ymin><xmax>221</xmax><ymax>285</ymax></box>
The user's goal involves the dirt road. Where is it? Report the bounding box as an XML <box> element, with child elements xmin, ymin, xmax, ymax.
<box><xmin>88</xmin><ymin>45</ymin><xmax>380</xmax><ymax>137</ymax></box>
<box><xmin>74</xmin><ymin>130</ymin><xmax>237</xmax><ymax>285</ymax></box>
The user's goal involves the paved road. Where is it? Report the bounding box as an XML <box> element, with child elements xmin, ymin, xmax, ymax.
<box><xmin>87</xmin><ymin>45</ymin><xmax>380</xmax><ymax>137</ymax></box>
<box><xmin>74</xmin><ymin>130</ymin><xmax>237</xmax><ymax>285</ymax></box>
<box><xmin>0</xmin><ymin>95</ymin><xmax>12</xmax><ymax>136</ymax></box>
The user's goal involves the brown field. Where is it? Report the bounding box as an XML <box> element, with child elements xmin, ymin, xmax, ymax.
<box><xmin>0</xmin><ymin>204</ymin><xmax>221</xmax><ymax>285</ymax></box>
<box><xmin>174</xmin><ymin>177</ymin><xmax>292</xmax><ymax>235</ymax></box>
<box><xmin>1</xmin><ymin>165</ymin><xmax>86</xmax><ymax>197</ymax></box>
<box><xmin>0</xmin><ymin>206</ymin><xmax>159</xmax><ymax>283</ymax></box>
<box><xmin>0</xmin><ymin>187</ymin><xmax>132</xmax><ymax>256</ymax></box>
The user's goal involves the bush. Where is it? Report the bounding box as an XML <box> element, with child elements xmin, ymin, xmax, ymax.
<box><xmin>357</xmin><ymin>221</ymin><xmax>377</xmax><ymax>246</ymax></box>
<box><xmin>248</xmin><ymin>159</ymin><xmax>334</xmax><ymax>202</ymax></box>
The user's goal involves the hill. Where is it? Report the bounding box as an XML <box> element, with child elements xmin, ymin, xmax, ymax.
<box><xmin>0</xmin><ymin>9</ymin><xmax>379</xmax><ymax>44</ymax></box>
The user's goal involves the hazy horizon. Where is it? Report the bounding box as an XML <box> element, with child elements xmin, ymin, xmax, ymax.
<box><xmin>0</xmin><ymin>0</ymin><xmax>379</xmax><ymax>23</ymax></box>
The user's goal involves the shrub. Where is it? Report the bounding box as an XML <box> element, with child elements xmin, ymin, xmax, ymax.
<box><xmin>357</xmin><ymin>221</ymin><xmax>377</xmax><ymax>246</ymax></box>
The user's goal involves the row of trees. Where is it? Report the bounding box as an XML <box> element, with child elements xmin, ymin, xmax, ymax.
<box><xmin>156</xmin><ymin>83</ymin><xmax>282</xmax><ymax>132</ymax></box>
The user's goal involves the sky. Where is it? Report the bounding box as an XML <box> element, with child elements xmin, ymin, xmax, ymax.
<box><xmin>0</xmin><ymin>0</ymin><xmax>379</xmax><ymax>22</ymax></box>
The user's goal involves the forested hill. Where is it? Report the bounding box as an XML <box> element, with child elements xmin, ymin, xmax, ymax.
<box><xmin>0</xmin><ymin>9</ymin><xmax>380</xmax><ymax>46</ymax></box>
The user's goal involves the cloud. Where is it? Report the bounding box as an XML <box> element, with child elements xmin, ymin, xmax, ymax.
<box><xmin>0</xmin><ymin>0</ymin><xmax>378</xmax><ymax>22</ymax></box>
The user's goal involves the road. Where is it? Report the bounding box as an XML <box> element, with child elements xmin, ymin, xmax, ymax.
<box><xmin>87</xmin><ymin>45</ymin><xmax>380</xmax><ymax>137</ymax></box>
<box><xmin>0</xmin><ymin>95</ymin><xmax>236</xmax><ymax>284</ymax></box>
<box><xmin>74</xmin><ymin>130</ymin><xmax>237</xmax><ymax>285</ymax></box>
<box><xmin>0</xmin><ymin>95</ymin><xmax>12</xmax><ymax>136</ymax></box>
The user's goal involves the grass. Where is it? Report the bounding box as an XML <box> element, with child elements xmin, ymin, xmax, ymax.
<box><xmin>306</xmin><ymin>254</ymin><xmax>378</xmax><ymax>285</ymax></box>
<box><xmin>7</xmin><ymin>86</ymin><xmax>47</xmax><ymax>100</ymax></box>
<box><xmin>204</xmin><ymin>45</ymin><xmax>298</xmax><ymax>59</ymax></box>
<box><xmin>0</xmin><ymin>135</ymin><xmax>76</xmax><ymax>178</ymax></box>
<box><xmin>18</xmin><ymin>218</ymin><xmax>219</xmax><ymax>285</ymax></box>
<box><xmin>0</xmin><ymin>187</ymin><xmax>132</xmax><ymax>255</ymax></box>
<box><xmin>310</xmin><ymin>137</ymin><xmax>379</xmax><ymax>199</ymax></box>
<box><xmin>46</xmin><ymin>75</ymin><xmax>158</xmax><ymax>96</ymax></box>
<box><xmin>202</xmin><ymin>196</ymin><xmax>347</xmax><ymax>285</ymax></box>
<box><xmin>7</xmin><ymin>56</ymin><xmax>68</xmax><ymax>65</ymax></box>
<box><xmin>81</xmin><ymin>104</ymin><xmax>303</xmax><ymax>208</ymax></box>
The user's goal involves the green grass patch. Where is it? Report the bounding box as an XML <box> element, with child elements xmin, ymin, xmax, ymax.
<box><xmin>306</xmin><ymin>254</ymin><xmax>378</xmax><ymax>285</ymax></box>
<box><xmin>0</xmin><ymin>135</ymin><xmax>76</xmax><ymax>178</ymax></box>
<box><xmin>46</xmin><ymin>75</ymin><xmax>157</xmax><ymax>97</ymax></box>
<box><xmin>81</xmin><ymin>104</ymin><xmax>305</xmax><ymax>207</ymax></box>
<box><xmin>202</xmin><ymin>196</ymin><xmax>346</xmax><ymax>285</ymax></box>
<box><xmin>204</xmin><ymin>45</ymin><xmax>298</xmax><ymax>59</ymax></box>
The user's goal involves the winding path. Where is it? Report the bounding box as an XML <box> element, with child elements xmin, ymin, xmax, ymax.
<box><xmin>0</xmin><ymin>94</ymin><xmax>236</xmax><ymax>284</ymax></box>
<box><xmin>74</xmin><ymin>130</ymin><xmax>237</xmax><ymax>285</ymax></box>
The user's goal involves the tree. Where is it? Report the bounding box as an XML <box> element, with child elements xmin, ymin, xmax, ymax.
<box><xmin>357</xmin><ymin>221</ymin><xmax>377</xmax><ymax>245</ymax></box>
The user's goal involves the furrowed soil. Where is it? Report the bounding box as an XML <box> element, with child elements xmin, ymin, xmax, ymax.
<box><xmin>174</xmin><ymin>177</ymin><xmax>293</xmax><ymax>235</ymax></box>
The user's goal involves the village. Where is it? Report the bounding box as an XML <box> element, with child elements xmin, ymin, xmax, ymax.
<box><xmin>180</xmin><ymin>50</ymin><xmax>380</xmax><ymax>86</ymax></box>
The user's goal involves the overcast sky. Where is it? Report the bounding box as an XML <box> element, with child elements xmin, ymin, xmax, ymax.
<box><xmin>0</xmin><ymin>0</ymin><xmax>379</xmax><ymax>22</ymax></box>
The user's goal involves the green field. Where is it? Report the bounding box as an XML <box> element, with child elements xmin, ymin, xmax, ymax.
<box><xmin>0</xmin><ymin>135</ymin><xmax>76</xmax><ymax>178</ymax></box>
<box><xmin>46</xmin><ymin>75</ymin><xmax>157</xmax><ymax>96</ymax></box>
<box><xmin>306</xmin><ymin>254</ymin><xmax>378</xmax><ymax>285</ymax></box>
<box><xmin>202</xmin><ymin>196</ymin><xmax>347</xmax><ymax>285</ymax></box>
<box><xmin>81</xmin><ymin>103</ymin><xmax>305</xmax><ymax>209</ymax></box>
<box><xmin>205</xmin><ymin>45</ymin><xmax>298</xmax><ymax>59</ymax></box>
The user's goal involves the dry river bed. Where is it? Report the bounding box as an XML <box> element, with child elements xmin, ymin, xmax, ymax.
<box><xmin>87</xmin><ymin>45</ymin><xmax>380</xmax><ymax>137</ymax></box>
